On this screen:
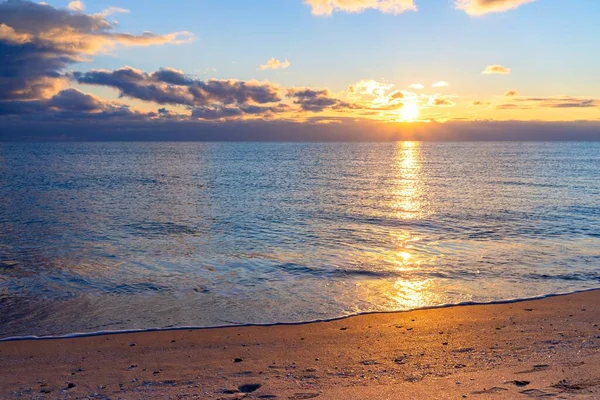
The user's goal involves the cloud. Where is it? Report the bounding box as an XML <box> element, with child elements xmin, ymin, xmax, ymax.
<box><xmin>305</xmin><ymin>0</ymin><xmax>417</xmax><ymax>16</ymax></box>
<box><xmin>73</xmin><ymin>68</ymin><xmax>404</xmax><ymax>119</ymax></box>
<box><xmin>285</xmin><ymin>80</ymin><xmax>409</xmax><ymax>114</ymax></box>
<box><xmin>74</xmin><ymin>67</ymin><xmax>283</xmax><ymax>108</ymax></box>
<box><xmin>472</xmin><ymin>100</ymin><xmax>491</xmax><ymax>106</ymax></box>
<box><xmin>348</xmin><ymin>79</ymin><xmax>395</xmax><ymax>100</ymax></box>
<box><xmin>520</xmin><ymin>97</ymin><xmax>599</xmax><ymax>108</ymax></box>
<box><xmin>549</xmin><ymin>100</ymin><xmax>597</xmax><ymax>108</ymax></box>
<box><xmin>409</xmin><ymin>83</ymin><xmax>424</xmax><ymax>90</ymax></box>
<box><xmin>287</xmin><ymin>88</ymin><xmax>348</xmax><ymax>112</ymax></box>
<box><xmin>0</xmin><ymin>0</ymin><xmax>192</xmax><ymax>101</ymax></box>
<box><xmin>497</xmin><ymin>96</ymin><xmax>599</xmax><ymax>110</ymax></box>
<box><xmin>456</xmin><ymin>0</ymin><xmax>537</xmax><ymax>16</ymax></box>
<box><xmin>496</xmin><ymin>103</ymin><xmax>530</xmax><ymax>110</ymax></box>
<box><xmin>95</xmin><ymin>7</ymin><xmax>130</xmax><ymax>18</ymax></box>
<box><xmin>432</xmin><ymin>81</ymin><xmax>449</xmax><ymax>88</ymax></box>
<box><xmin>505</xmin><ymin>90</ymin><xmax>519</xmax><ymax>97</ymax></box>
<box><xmin>0</xmin><ymin>88</ymin><xmax>144</xmax><ymax>119</ymax></box>
<box><xmin>260</xmin><ymin>58</ymin><xmax>291</xmax><ymax>70</ymax></box>
<box><xmin>74</xmin><ymin>67</ymin><xmax>193</xmax><ymax>105</ymax></box>
<box><xmin>430</xmin><ymin>97</ymin><xmax>455</xmax><ymax>107</ymax></box>
<box><xmin>0</xmin><ymin>23</ymin><xmax>32</xmax><ymax>44</ymax></box>
<box><xmin>151</xmin><ymin>67</ymin><xmax>189</xmax><ymax>85</ymax></box>
<box><xmin>71</xmin><ymin>66</ymin><xmax>297</xmax><ymax>120</ymax></box>
<box><xmin>345</xmin><ymin>80</ymin><xmax>411</xmax><ymax>111</ymax></box>
<box><xmin>482</xmin><ymin>65</ymin><xmax>511</xmax><ymax>74</ymax></box>
<box><xmin>67</xmin><ymin>0</ymin><xmax>84</xmax><ymax>11</ymax></box>
<box><xmin>191</xmin><ymin>104</ymin><xmax>289</xmax><ymax>120</ymax></box>
<box><xmin>47</xmin><ymin>88</ymin><xmax>104</xmax><ymax>112</ymax></box>
<box><xmin>389</xmin><ymin>90</ymin><xmax>404</xmax><ymax>100</ymax></box>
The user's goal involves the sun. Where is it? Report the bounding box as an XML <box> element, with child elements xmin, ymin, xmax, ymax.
<box><xmin>400</xmin><ymin>101</ymin><xmax>419</xmax><ymax>122</ymax></box>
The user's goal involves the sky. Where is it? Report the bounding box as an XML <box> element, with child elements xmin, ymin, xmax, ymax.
<box><xmin>0</xmin><ymin>0</ymin><xmax>599</xmax><ymax>140</ymax></box>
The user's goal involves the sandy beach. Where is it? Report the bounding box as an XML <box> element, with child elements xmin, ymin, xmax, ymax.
<box><xmin>1</xmin><ymin>290</ymin><xmax>599</xmax><ymax>399</ymax></box>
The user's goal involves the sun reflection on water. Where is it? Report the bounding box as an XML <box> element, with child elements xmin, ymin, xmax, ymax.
<box><xmin>391</xmin><ymin>278</ymin><xmax>436</xmax><ymax>309</ymax></box>
<box><xmin>386</xmin><ymin>141</ymin><xmax>436</xmax><ymax>309</ymax></box>
<box><xmin>393</xmin><ymin>141</ymin><xmax>426</xmax><ymax>220</ymax></box>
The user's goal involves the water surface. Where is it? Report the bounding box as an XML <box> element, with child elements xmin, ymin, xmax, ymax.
<box><xmin>1</xmin><ymin>142</ymin><xmax>599</xmax><ymax>337</ymax></box>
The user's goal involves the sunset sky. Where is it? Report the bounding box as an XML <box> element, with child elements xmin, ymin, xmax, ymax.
<box><xmin>1</xmin><ymin>0</ymin><xmax>599</xmax><ymax>140</ymax></box>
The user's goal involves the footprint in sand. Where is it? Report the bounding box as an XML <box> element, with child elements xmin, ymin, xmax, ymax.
<box><xmin>360</xmin><ymin>359</ymin><xmax>379</xmax><ymax>366</ymax></box>
<box><xmin>505</xmin><ymin>380</ymin><xmax>530</xmax><ymax>387</ymax></box>
<box><xmin>471</xmin><ymin>387</ymin><xmax>508</xmax><ymax>395</ymax></box>
<box><xmin>238</xmin><ymin>383</ymin><xmax>262</xmax><ymax>393</ymax></box>
<box><xmin>520</xmin><ymin>388</ymin><xmax>558</xmax><ymax>397</ymax></box>
<box><xmin>517</xmin><ymin>364</ymin><xmax>550</xmax><ymax>374</ymax></box>
<box><xmin>289</xmin><ymin>393</ymin><xmax>320</xmax><ymax>399</ymax></box>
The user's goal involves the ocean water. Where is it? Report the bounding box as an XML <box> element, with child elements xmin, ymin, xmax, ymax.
<box><xmin>0</xmin><ymin>142</ymin><xmax>599</xmax><ymax>338</ymax></box>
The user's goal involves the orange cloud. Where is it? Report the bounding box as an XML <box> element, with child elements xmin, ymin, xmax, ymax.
<box><xmin>0</xmin><ymin>0</ymin><xmax>192</xmax><ymax>101</ymax></box>
<box><xmin>67</xmin><ymin>1</ymin><xmax>84</xmax><ymax>11</ymax></box>
<box><xmin>482</xmin><ymin>65</ymin><xmax>511</xmax><ymax>74</ymax></box>
<box><xmin>505</xmin><ymin>90</ymin><xmax>519</xmax><ymax>96</ymax></box>
<box><xmin>456</xmin><ymin>0</ymin><xmax>537</xmax><ymax>16</ymax></box>
<box><xmin>0</xmin><ymin>23</ymin><xmax>32</xmax><ymax>44</ymax></box>
<box><xmin>305</xmin><ymin>0</ymin><xmax>416</xmax><ymax>16</ymax></box>
<box><xmin>260</xmin><ymin>58</ymin><xmax>291</xmax><ymax>70</ymax></box>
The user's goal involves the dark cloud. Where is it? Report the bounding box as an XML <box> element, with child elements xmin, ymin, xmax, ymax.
<box><xmin>287</xmin><ymin>88</ymin><xmax>349</xmax><ymax>112</ymax></box>
<box><xmin>47</xmin><ymin>88</ymin><xmax>106</xmax><ymax>112</ymax></box>
<box><xmin>505</xmin><ymin>90</ymin><xmax>519</xmax><ymax>97</ymax></box>
<box><xmin>0</xmin><ymin>88</ymin><xmax>143</xmax><ymax>119</ymax></box>
<box><xmin>151</xmin><ymin>68</ymin><xmax>189</xmax><ymax>86</ymax></box>
<box><xmin>0</xmin><ymin>99</ymin><xmax>47</xmax><ymax>115</ymax></box>
<box><xmin>190</xmin><ymin>104</ymin><xmax>289</xmax><ymax>120</ymax></box>
<box><xmin>191</xmin><ymin>105</ymin><xmax>243</xmax><ymax>120</ymax></box>
<box><xmin>0</xmin><ymin>0</ymin><xmax>191</xmax><ymax>101</ymax></box>
<box><xmin>73</xmin><ymin>67</ymin><xmax>282</xmax><ymax>109</ymax></box>
<box><xmin>73</xmin><ymin>67</ymin><xmax>195</xmax><ymax>106</ymax></box>
<box><xmin>192</xmin><ymin>79</ymin><xmax>281</xmax><ymax>105</ymax></box>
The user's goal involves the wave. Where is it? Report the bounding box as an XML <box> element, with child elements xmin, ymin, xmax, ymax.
<box><xmin>525</xmin><ymin>272</ymin><xmax>600</xmax><ymax>282</ymax></box>
<box><xmin>2</xmin><ymin>287</ymin><xmax>598</xmax><ymax>342</ymax></box>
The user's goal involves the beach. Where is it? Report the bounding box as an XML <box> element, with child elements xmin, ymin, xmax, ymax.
<box><xmin>2</xmin><ymin>0</ymin><xmax>599</xmax><ymax>398</ymax></box>
<box><xmin>1</xmin><ymin>290</ymin><xmax>599</xmax><ymax>399</ymax></box>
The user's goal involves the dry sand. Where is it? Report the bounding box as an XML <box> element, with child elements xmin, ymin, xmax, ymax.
<box><xmin>1</xmin><ymin>290</ymin><xmax>600</xmax><ymax>399</ymax></box>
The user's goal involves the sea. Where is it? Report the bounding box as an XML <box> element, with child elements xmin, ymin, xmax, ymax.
<box><xmin>0</xmin><ymin>142</ymin><xmax>599</xmax><ymax>339</ymax></box>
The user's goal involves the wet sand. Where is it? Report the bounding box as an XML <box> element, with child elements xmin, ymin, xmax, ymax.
<box><xmin>1</xmin><ymin>290</ymin><xmax>600</xmax><ymax>399</ymax></box>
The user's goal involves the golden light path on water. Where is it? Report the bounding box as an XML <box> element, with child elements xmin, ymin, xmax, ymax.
<box><xmin>351</xmin><ymin>142</ymin><xmax>446</xmax><ymax>311</ymax></box>
<box><xmin>390</xmin><ymin>142</ymin><xmax>434</xmax><ymax>309</ymax></box>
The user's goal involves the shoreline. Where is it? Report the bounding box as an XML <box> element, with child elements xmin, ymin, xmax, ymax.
<box><xmin>2</xmin><ymin>289</ymin><xmax>600</xmax><ymax>399</ymax></box>
<box><xmin>2</xmin><ymin>287</ymin><xmax>599</xmax><ymax>342</ymax></box>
